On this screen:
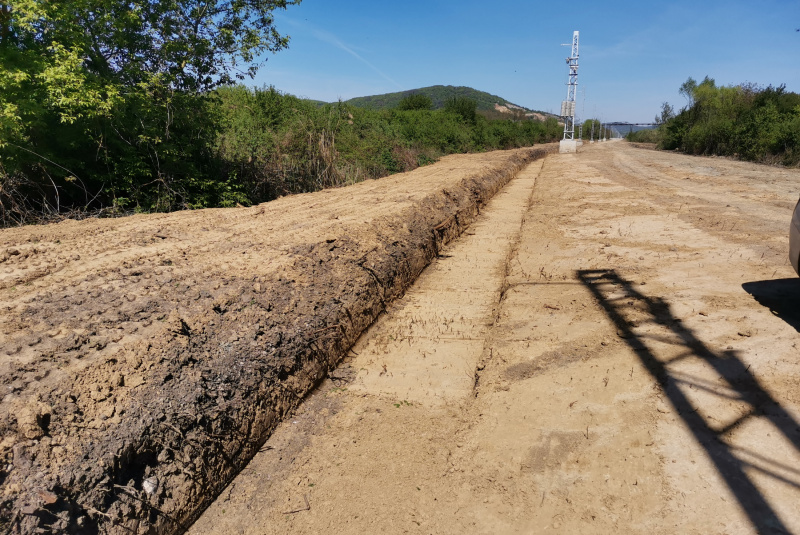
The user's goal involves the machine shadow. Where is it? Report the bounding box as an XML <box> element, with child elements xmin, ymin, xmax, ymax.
<box><xmin>578</xmin><ymin>269</ymin><xmax>799</xmax><ymax>535</ymax></box>
<box><xmin>742</xmin><ymin>278</ymin><xmax>800</xmax><ymax>333</ymax></box>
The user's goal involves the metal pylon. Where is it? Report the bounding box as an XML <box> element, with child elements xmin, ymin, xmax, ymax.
<box><xmin>560</xmin><ymin>31</ymin><xmax>579</xmax><ymax>141</ymax></box>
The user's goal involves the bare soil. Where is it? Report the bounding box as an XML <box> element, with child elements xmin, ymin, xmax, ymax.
<box><xmin>0</xmin><ymin>145</ymin><xmax>555</xmax><ymax>534</ymax></box>
<box><xmin>190</xmin><ymin>142</ymin><xmax>800</xmax><ymax>534</ymax></box>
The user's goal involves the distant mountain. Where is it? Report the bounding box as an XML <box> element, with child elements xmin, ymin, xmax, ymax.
<box><xmin>341</xmin><ymin>85</ymin><xmax>550</xmax><ymax>116</ymax></box>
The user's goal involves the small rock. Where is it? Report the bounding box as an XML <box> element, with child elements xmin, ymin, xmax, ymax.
<box><xmin>142</xmin><ymin>476</ymin><xmax>158</xmax><ymax>495</ymax></box>
<box><xmin>100</xmin><ymin>404</ymin><xmax>115</xmax><ymax>419</ymax></box>
<box><xmin>126</xmin><ymin>353</ymin><xmax>143</xmax><ymax>369</ymax></box>
<box><xmin>38</xmin><ymin>490</ymin><xmax>58</xmax><ymax>505</ymax></box>
<box><xmin>253</xmin><ymin>283</ymin><xmax>262</xmax><ymax>293</ymax></box>
<box><xmin>12</xmin><ymin>444</ymin><xmax>32</xmax><ymax>470</ymax></box>
<box><xmin>157</xmin><ymin>448</ymin><xmax>171</xmax><ymax>463</ymax></box>
<box><xmin>51</xmin><ymin>446</ymin><xmax>65</xmax><ymax>462</ymax></box>
<box><xmin>110</xmin><ymin>372</ymin><xmax>123</xmax><ymax>388</ymax></box>
<box><xmin>17</xmin><ymin>402</ymin><xmax>52</xmax><ymax>440</ymax></box>
<box><xmin>126</xmin><ymin>374</ymin><xmax>146</xmax><ymax>388</ymax></box>
<box><xmin>90</xmin><ymin>388</ymin><xmax>107</xmax><ymax>402</ymax></box>
<box><xmin>3</xmin><ymin>483</ymin><xmax>21</xmax><ymax>496</ymax></box>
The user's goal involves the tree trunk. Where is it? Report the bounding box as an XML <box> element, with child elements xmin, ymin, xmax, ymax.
<box><xmin>0</xmin><ymin>4</ymin><xmax>10</xmax><ymax>45</ymax></box>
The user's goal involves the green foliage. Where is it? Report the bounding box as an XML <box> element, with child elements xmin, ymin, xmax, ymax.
<box><xmin>679</xmin><ymin>77</ymin><xmax>699</xmax><ymax>106</ymax></box>
<box><xmin>655</xmin><ymin>102</ymin><xmax>675</xmax><ymax>125</ymax></box>
<box><xmin>444</xmin><ymin>97</ymin><xmax>478</xmax><ymax>124</ymax></box>
<box><xmin>396</xmin><ymin>93</ymin><xmax>433</xmax><ymax>111</ymax></box>
<box><xmin>0</xmin><ymin>0</ymin><xmax>560</xmax><ymax>226</ymax></box>
<box><xmin>583</xmin><ymin>119</ymin><xmax>601</xmax><ymax>139</ymax></box>
<box><xmin>657</xmin><ymin>77</ymin><xmax>800</xmax><ymax>165</ymax></box>
<box><xmin>625</xmin><ymin>128</ymin><xmax>661</xmax><ymax>144</ymax></box>
<box><xmin>213</xmin><ymin>86</ymin><xmax>561</xmax><ymax>203</ymax></box>
<box><xmin>0</xmin><ymin>0</ymin><xmax>297</xmax><ymax>225</ymax></box>
<box><xmin>580</xmin><ymin>119</ymin><xmax>614</xmax><ymax>141</ymax></box>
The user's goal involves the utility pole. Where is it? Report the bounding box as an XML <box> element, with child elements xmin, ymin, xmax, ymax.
<box><xmin>559</xmin><ymin>31</ymin><xmax>579</xmax><ymax>154</ymax></box>
<box><xmin>577</xmin><ymin>88</ymin><xmax>586</xmax><ymax>142</ymax></box>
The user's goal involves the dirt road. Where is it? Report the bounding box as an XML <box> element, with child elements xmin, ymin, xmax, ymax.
<box><xmin>191</xmin><ymin>142</ymin><xmax>800</xmax><ymax>534</ymax></box>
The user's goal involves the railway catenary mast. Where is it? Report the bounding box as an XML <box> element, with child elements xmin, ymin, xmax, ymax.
<box><xmin>559</xmin><ymin>31</ymin><xmax>580</xmax><ymax>153</ymax></box>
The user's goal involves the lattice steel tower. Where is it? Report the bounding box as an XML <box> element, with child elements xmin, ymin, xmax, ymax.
<box><xmin>560</xmin><ymin>31</ymin><xmax>579</xmax><ymax>141</ymax></box>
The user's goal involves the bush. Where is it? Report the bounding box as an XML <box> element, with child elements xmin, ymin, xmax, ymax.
<box><xmin>396</xmin><ymin>94</ymin><xmax>433</xmax><ymax>111</ymax></box>
<box><xmin>0</xmin><ymin>83</ymin><xmax>561</xmax><ymax>225</ymax></box>
<box><xmin>656</xmin><ymin>77</ymin><xmax>800</xmax><ymax>166</ymax></box>
<box><xmin>444</xmin><ymin>97</ymin><xmax>478</xmax><ymax>124</ymax></box>
<box><xmin>626</xmin><ymin>128</ymin><xmax>661</xmax><ymax>144</ymax></box>
<box><xmin>213</xmin><ymin>87</ymin><xmax>561</xmax><ymax>205</ymax></box>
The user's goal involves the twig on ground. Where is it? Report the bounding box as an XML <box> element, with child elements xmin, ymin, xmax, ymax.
<box><xmin>311</xmin><ymin>325</ymin><xmax>341</xmax><ymax>335</ymax></box>
<box><xmin>283</xmin><ymin>494</ymin><xmax>310</xmax><ymax>514</ymax></box>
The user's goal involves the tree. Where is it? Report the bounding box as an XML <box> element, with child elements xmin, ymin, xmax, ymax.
<box><xmin>444</xmin><ymin>96</ymin><xmax>477</xmax><ymax>124</ymax></box>
<box><xmin>655</xmin><ymin>102</ymin><xmax>675</xmax><ymax>125</ymax></box>
<box><xmin>0</xmin><ymin>0</ymin><xmax>299</xmax><ymax>221</ymax></box>
<box><xmin>5</xmin><ymin>0</ymin><xmax>297</xmax><ymax>100</ymax></box>
<box><xmin>679</xmin><ymin>77</ymin><xmax>698</xmax><ymax>106</ymax></box>
<box><xmin>583</xmin><ymin>118</ymin><xmax>601</xmax><ymax>139</ymax></box>
<box><xmin>397</xmin><ymin>93</ymin><xmax>432</xmax><ymax>111</ymax></box>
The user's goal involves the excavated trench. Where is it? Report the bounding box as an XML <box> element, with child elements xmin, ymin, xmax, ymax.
<box><xmin>0</xmin><ymin>145</ymin><xmax>555</xmax><ymax>534</ymax></box>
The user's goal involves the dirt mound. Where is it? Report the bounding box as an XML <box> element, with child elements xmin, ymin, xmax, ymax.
<box><xmin>0</xmin><ymin>145</ymin><xmax>555</xmax><ymax>534</ymax></box>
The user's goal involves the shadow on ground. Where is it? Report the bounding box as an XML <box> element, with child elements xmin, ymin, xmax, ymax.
<box><xmin>579</xmin><ymin>269</ymin><xmax>800</xmax><ymax>535</ymax></box>
<box><xmin>742</xmin><ymin>278</ymin><xmax>800</xmax><ymax>333</ymax></box>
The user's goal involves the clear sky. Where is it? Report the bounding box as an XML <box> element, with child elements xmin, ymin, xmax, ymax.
<box><xmin>253</xmin><ymin>0</ymin><xmax>800</xmax><ymax>124</ymax></box>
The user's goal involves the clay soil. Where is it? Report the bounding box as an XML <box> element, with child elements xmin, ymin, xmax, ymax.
<box><xmin>190</xmin><ymin>142</ymin><xmax>800</xmax><ymax>535</ymax></box>
<box><xmin>0</xmin><ymin>145</ymin><xmax>555</xmax><ymax>534</ymax></box>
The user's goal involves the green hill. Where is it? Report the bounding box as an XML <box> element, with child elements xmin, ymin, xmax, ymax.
<box><xmin>342</xmin><ymin>85</ymin><xmax>544</xmax><ymax>114</ymax></box>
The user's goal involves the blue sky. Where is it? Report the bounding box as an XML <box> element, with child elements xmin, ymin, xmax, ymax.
<box><xmin>253</xmin><ymin>0</ymin><xmax>800</xmax><ymax>123</ymax></box>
